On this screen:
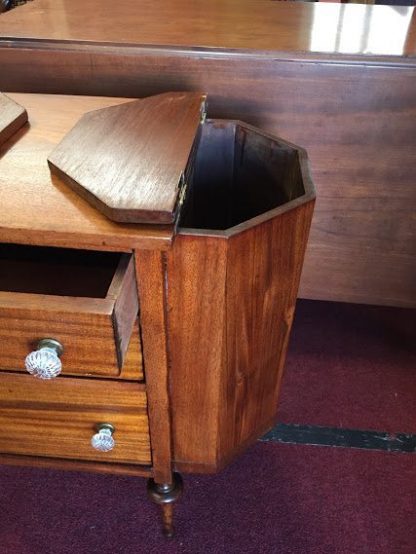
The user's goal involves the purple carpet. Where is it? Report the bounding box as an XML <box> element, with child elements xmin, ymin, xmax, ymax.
<box><xmin>0</xmin><ymin>442</ymin><xmax>414</xmax><ymax>553</ymax></box>
<box><xmin>278</xmin><ymin>300</ymin><xmax>416</xmax><ymax>433</ymax></box>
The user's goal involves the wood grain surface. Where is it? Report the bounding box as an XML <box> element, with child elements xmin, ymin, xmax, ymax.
<box><xmin>0</xmin><ymin>250</ymin><xmax>143</xmax><ymax>379</ymax></box>
<box><xmin>168</xmin><ymin>202</ymin><xmax>314</xmax><ymax>472</ymax></box>
<box><xmin>167</xmin><ymin>125</ymin><xmax>315</xmax><ymax>471</ymax></box>
<box><xmin>110</xmin><ymin>254</ymin><xmax>139</xmax><ymax>369</ymax></box>
<box><xmin>218</xmin><ymin>203</ymin><xmax>314</xmax><ymax>466</ymax></box>
<box><xmin>0</xmin><ymin>93</ymin><xmax>173</xmax><ymax>251</ymax></box>
<box><xmin>0</xmin><ymin>92</ymin><xmax>27</xmax><ymax>146</ymax></box>
<box><xmin>0</xmin><ymin>453</ymin><xmax>152</xmax><ymax>477</ymax></box>
<box><xmin>167</xmin><ymin>234</ymin><xmax>228</xmax><ymax>470</ymax></box>
<box><xmin>135</xmin><ymin>250</ymin><xmax>173</xmax><ymax>483</ymax></box>
<box><xmin>48</xmin><ymin>92</ymin><xmax>204</xmax><ymax>224</ymax></box>
<box><xmin>0</xmin><ymin>0</ymin><xmax>414</xmax><ymax>59</ymax></box>
<box><xmin>0</xmin><ymin>373</ymin><xmax>151</xmax><ymax>465</ymax></box>
<box><xmin>0</xmin><ymin>2</ymin><xmax>414</xmax><ymax>305</ymax></box>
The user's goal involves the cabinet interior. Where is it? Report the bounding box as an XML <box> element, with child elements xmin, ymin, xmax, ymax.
<box><xmin>180</xmin><ymin>120</ymin><xmax>305</xmax><ymax>230</ymax></box>
<box><xmin>0</xmin><ymin>244</ymin><xmax>122</xmax><ymax>298</ymax></box>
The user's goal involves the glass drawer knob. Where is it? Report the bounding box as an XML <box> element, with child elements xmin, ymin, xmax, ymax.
<box><xmin>91</xmin><ymin>423</ymin><xmax>115</xmax><ymax>452</ymax></box>
<box><xmin>25</xmin><ymin>338</ymin><xmax>63</xmax><ymax>379</ymax></box>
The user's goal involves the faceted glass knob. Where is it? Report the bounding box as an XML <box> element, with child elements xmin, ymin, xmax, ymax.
<box><xmin>91</xmin><ymin>424</ymin><xmax>115</xmax><ymax>452</ymax></box>
<box><xmin>25</xmin><ymin>339</ymin><xmax>63</xmax><ymax>379</ymax></box>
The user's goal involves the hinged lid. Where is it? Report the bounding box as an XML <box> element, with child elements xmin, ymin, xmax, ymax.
<box><xmin>48</xmin><ymin>92</ymin><xmax>206</xmax><ymax>224</ymax></box>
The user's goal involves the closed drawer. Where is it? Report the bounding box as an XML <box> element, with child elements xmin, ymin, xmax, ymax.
<box><xmin>0</xmin><ymin>373</ymin><xmax>151</xmax><ymax>465</ymax></box>
<box><xmin>0</xmin><ymin>244</ymin><xmax>142</xmax><ymax>379</ymax></box>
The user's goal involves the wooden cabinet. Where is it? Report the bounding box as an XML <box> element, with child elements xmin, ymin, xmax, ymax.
<box><xmin>0</xmin><ymin>246</ymin><xmax>142</xmax><ymax>378</ymax></box>
<box><xmin>0</xmin><ymin>92</ymin><xmax>315</xmax><ymax>536</ymax></box>
<box><xmin>1</xmin><ymin>1</ymin><xmax>415</xmax><ymax>307</ymax></box>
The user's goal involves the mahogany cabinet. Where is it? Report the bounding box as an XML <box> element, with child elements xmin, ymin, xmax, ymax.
<box><xmin>0</xmin><ymin>92</ymin><xmax>314</xmax><ymax>536</ymax></box>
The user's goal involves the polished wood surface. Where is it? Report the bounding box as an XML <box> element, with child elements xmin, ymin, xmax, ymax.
<box><xmin>0</xmin><ymin>92</ymin><xmax>27</xmax><ymax>146</ymax></box>
<box><xmin>0</xmin><ymin>86</ymin><xmax>317</xmax><ymax>535</ymax></box>
<box><xmin>147</xmin><ymin>473</ymin><xmax>183</xmax><ymax>538</ymax></box>
<box><xmin>0</xmin><ymin>250</ymin><xmax>143</xmax><ymax>379</ymax></box>
<box><xmin>48</xmin><ymin>93</ymin><xmax>204</xmax><ymax>224</ymax></box>
<box><xmin>0</xmin><ymin>373</ymin><xmax>151</xmax><ymax>464</ymax></box>
<box><xmin>167</xmin><ymin>233</ymin><xmax>227</xmax><ymax>470</ymax></box>
<box><xmin>167</xmin><ymin>122</ymin><xmax>315</xmax><ymax>471</ymax></box>
<box><xmin>220</xmin><ymin>203</ymin><xmax>314</xmax><ymax>462</ymax></box>
<box><xmin>0</xmin><ymin>1</ymin><xmax>415</xmax><ymax>59</ymax></box>
<box><xmin>135</xmin><ymin>251</ymin><xmax>173</xmax><ymax>484</ymax></box>
<box><xmin>169</xmin><ymin>205</ymin><xmax>314</xmax><ymax>472</ymax></box>
<box><xmin>0</xmin><ymin>4</ymin><xmax>414</xmax><ymax>306</ymax></box>
<box><xmin>110</xmin><ymin>254</ymin><xmax>139</xmax><ymax>369</ymax></box>
<box><xmin>0</xmin><ymin>93</ymin><xmax>173</xmax><ymax>251</ymax></box>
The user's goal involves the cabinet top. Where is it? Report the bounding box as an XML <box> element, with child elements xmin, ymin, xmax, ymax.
<box><xmin>0</xmin><ymin>0</ymin><xmax>415</xmax><ymax>62</ymax></box>
<box><xmin>0</xmin><ymin>93</ymin><xmax>174</xmax><ymax>251</ymax></box>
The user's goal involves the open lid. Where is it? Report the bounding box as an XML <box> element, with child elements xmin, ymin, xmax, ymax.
<box><xmin>48</xmin><ymin>92</ymin><xmax>206</xmax><ymax>224</ymax></box>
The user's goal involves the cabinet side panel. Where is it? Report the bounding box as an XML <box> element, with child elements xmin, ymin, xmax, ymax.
<box><xmin>218</xmin><ymin>201</ymin><xmax>314</xmax><ymax>464</ymax></box>
<box><xmin>166</xmin><ymin>234</ymin><xmax>227</xmax><ymax>470</ymax></box>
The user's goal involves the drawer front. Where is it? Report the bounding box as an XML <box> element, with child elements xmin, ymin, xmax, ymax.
<box><xmin>0</xmin><ymin>313</ymin><xmax>144</xmax><ymax>380</ymax></box>
<box><xmin>0</xmin><ymin>373</ymin><xmax>151</xmax><ymax>465</ymax></box>
<box><xmin>0</xmin><ymin>246</ymin><xmax>142</xmax><ymax>379</ymax></box>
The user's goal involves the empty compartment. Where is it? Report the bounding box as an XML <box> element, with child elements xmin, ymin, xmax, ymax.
<box><xmin>180</xmin><ymin>120</ymin><xmax>306</xmax><ymax>231</ymax></box>
<box><xmin>0</xmin><ymin>244</ymin><xmax>122</xmax><ymax>298</ymax></box>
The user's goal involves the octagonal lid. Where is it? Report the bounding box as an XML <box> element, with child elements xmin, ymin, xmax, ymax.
<box><xmin>48</xmin><ymin>92</ymin><xmax>205</xmax><ymax>224</ymax></box>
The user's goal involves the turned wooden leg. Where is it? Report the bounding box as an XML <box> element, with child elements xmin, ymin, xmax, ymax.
<box><xmin>147</xmin><ymin>472</ymin><xmax>183</xmax><ymax>538</ymax></box>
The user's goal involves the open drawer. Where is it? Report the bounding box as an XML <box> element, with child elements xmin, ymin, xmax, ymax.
<box><xmin>0</xmin><ymin>244</ymin><xmax>142</xmax><ymax>379</ymax></box>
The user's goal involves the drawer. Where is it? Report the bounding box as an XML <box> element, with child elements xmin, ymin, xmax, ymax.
<box><xmin>0</xmin><ymin>244</ymin><xmax>142</xmax><ymax>379</ymax></box>
<box><xmin>0</xmin><ymin>373</ymin><xmax>151</xmax><ymax>465</ymax></box>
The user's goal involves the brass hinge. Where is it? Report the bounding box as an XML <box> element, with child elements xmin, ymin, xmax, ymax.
<box><xmin>178</xmin><ymin>172</ymin><xmax>188</xmax><ymax>208</ymax></box>
<box><xmin>200</xmin><ymin>97</ymin><xmax>207</xmax><ymax>124</ymax></box>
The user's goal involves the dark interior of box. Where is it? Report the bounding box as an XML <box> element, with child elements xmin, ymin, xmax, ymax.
<box><xmin>0</xmin><ymin>244</ymin><xmax>121</xmax><ymax>297</ymax></box>
<box><xmin>179</xmin><ymin>120</ymin><xmax>305</xmax><ymax>231</ymax></box>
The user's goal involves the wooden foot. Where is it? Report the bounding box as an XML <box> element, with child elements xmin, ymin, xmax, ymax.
<box><xmin>147</xmin><ymin>473</ymin><xmax>183</xmax><ymax>538</ymax></box>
